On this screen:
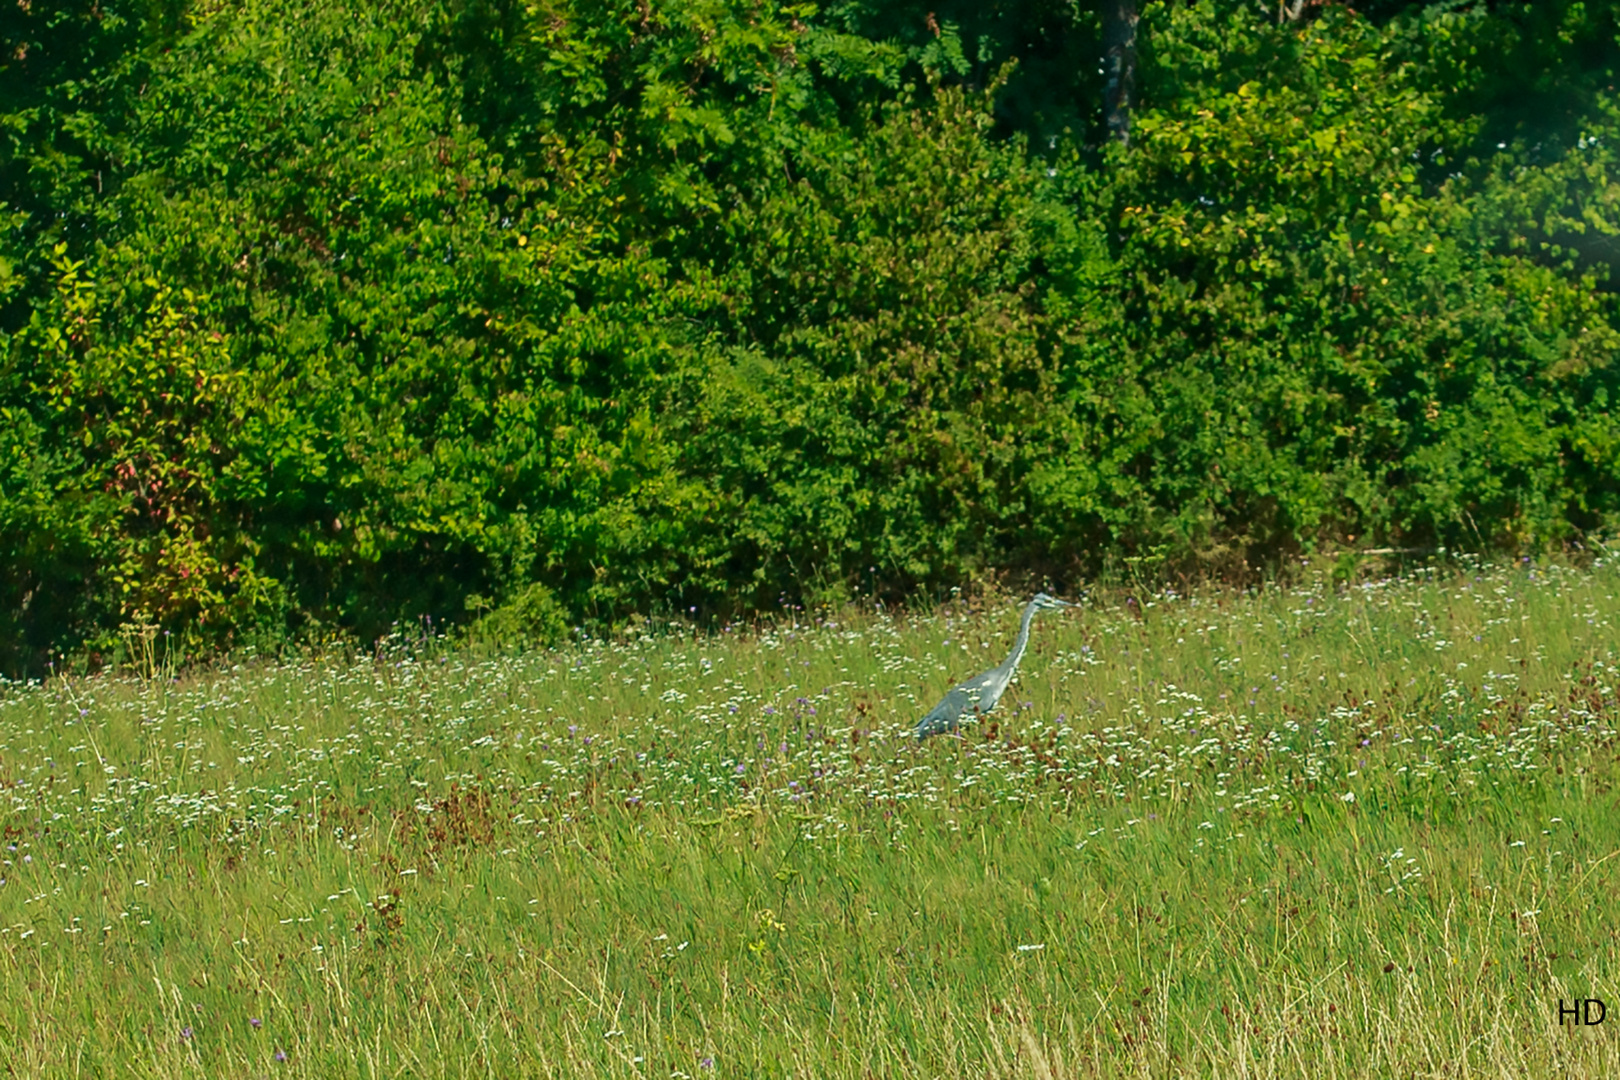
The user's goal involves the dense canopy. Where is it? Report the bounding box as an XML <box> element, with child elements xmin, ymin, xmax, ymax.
<box><xmin>4</xmin><ymin>0</ymin><xmax>1620</xmax><ymax>672</ymax></box>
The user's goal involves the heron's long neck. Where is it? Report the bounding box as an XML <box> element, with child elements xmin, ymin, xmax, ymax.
<box><xmin>997</xmin><ymin>600</ymin><xmax>1041</xmax><ymax>676</ymax></box>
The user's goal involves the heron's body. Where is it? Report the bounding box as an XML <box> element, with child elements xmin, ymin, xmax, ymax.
<box><xmin>914</xmin><ymin>593</ymin><xmax>1072</xmax><ymax>739</ymax></box>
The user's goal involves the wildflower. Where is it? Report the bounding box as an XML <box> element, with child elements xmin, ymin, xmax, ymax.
<box><xmin>274</xmin><ymin>1049</ymin><xmax>288</xmax><ymax>1062</ymax></box>
<box><xmin>700</xmin><ymin>1057</ymin><xmax>715</xmax><ymax>1070</ymax></box>
<box><xmin>735</xmin><ymin>763</ymin><xmax>745</xmax><ymax>776</ymax></box>
<box><xmin>250</xmin><ymin>1018</ymin><xmax>262</xmax><ymax>1029</ymax></box>
<box><xmin>180</xmin><ymin>1027</ymin><xmax>193</xmax><ymax>1040</ymax></box>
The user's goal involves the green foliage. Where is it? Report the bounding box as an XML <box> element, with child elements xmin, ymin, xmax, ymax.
<box><xmin>6</xmin><ymin>245</ymin><xmax>284</xmax><ymax>651</ymax></box>
<box><xmin>464</xmin><ymin>581</ymin><xmax>571</xmax><ymax>648</ymax></box>
<box><xmin>0</xmin><ymin>0</ymin><xmax>190</xmax><ymax>322</ymax></box>
<box><xmin>4</xmin><ymin>0</ymin><xmax>1620</xmax><ymax>671</ymax></box>
<box><xmin>1065</xmin><ymin>3</ymin><xmax>1620</xmax><ymax>566</ymax></box>
<box><xmin>668</xmin><ymin>82</ymin><xmax>1084</xmax><ymax>602</ymax></box>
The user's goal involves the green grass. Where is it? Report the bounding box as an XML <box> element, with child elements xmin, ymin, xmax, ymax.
<box><xmin>3</xmin><ymin>556</ymin><xmax>1620</xmax><ymax>1077</ymax></box>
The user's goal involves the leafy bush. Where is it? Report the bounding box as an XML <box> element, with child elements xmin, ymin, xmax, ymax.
<box><xmin>3</xmin><ymin>0</ymin><xmax>1619</xmax><ymax>673</ymax></box>
<box><xmin>1075</xmin><ymin>3</ymin><xmax>1620</xmax><ymax>564</ymax></box>
<box><xmin>464</xmin><ymin>581</ymin><xmax>570</xmax><ymax>650</ymax></box>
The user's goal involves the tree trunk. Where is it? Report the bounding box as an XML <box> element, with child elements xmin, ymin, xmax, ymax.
<box><xmin>1102</xmin><ymin>0</ymin><xmax>1140</xmax><ymax>147</ymax></box>
<box><xmin>1280</xmin><ymin>0</ymin><xmax>1315</xmax><ymax>23</ymax></box>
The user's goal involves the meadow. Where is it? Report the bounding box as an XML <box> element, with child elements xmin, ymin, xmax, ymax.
<box><xmin>2</xmin><ymin>556</ymin><xmax>1618</xmax><ymax>1078</ymax></box>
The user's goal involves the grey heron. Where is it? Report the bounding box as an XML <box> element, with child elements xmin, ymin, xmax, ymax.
<box><xmin>915</xmin><ymin>592</ymin><xmax>1073</xmax><ymax>739</ymax></box>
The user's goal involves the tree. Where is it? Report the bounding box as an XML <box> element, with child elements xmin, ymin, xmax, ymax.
<box><xmin>1102</xmin><ymin>0</ymin><xmax>1139</xmax><ymax>145</ymax></box>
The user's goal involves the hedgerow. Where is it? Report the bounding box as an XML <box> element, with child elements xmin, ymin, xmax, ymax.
<box><xmin>3</xmin><ymin>0</ymin><xmax>1618</xmax><ymax>672</ymax></box>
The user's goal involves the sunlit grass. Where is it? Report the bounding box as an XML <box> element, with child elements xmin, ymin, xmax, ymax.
<box><xmin>3</xmin><ymin>555</ymin><xmax>1619</xmax><ymax>1077</ymax></box>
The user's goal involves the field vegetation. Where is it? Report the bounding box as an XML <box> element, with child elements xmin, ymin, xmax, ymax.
<box><xmin>2</xmin><ymin>556</ymin><xmax>1618</xmax><ymax>1076</ymax></box>
<box><xmin>6</xmin><ymin>4</ymin><xmax>1620</xmax><ymax>1069</ymax></box>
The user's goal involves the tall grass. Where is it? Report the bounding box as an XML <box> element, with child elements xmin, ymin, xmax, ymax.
<box><xmin>2</xmin><ymin>556</ymin><xmax>1618</xmax><ymax>1077</ymax></box>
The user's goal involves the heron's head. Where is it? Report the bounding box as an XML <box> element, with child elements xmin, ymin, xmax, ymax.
<box><xmin>1031</xmin><ymin>592</ymin><xmax>1073</xmax><ymax>610</ymax></box>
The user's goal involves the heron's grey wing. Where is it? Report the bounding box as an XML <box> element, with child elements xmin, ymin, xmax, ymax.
<box><xmin>977</xmin><ymin>673</ymin><xmax>1011</xmax><ymax>714</ymax></box>
<box><xmin>915</xmin><ymin>671</ymin><xmax>1001</xmax><ymax>739</ymax></box>
<box><xmin>915</xmin><ymin>686</ymin><xmax>976</xmax><ymax>739</ymax></box>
